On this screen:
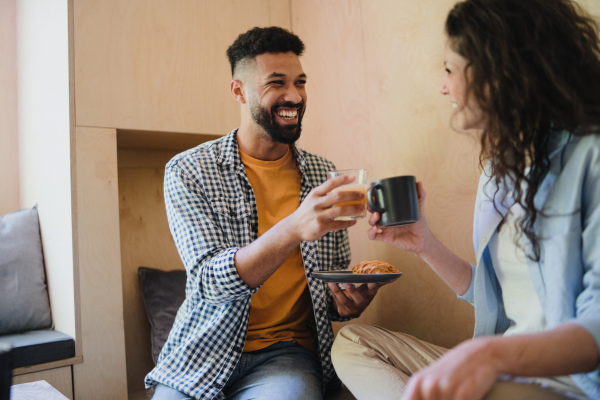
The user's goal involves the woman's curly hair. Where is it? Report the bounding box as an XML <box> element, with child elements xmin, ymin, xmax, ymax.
<box><xmin>445</xmin><ymin>0</ymin><xmax>600</xmax><ymax>260</ymax></box>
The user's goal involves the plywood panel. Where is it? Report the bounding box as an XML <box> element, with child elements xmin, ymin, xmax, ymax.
<box><xmin>0</xmin><ymin>0</ymin><xmax>19</xmax><ymax>215</ymax></box>
<box><xmin>117</xmin><ymin>148</ymin><xmax>185</xmax><ymax>395</ymax></box>
<box><xmin>74</xmin><ymin>0</ymin><xmax>291</xmax><ymax>135</ymax></box>
<box><xmin>580</xmin><ymin>0</ymin><xmax>600</xmax><ymax>17</ymax></box>
<box><xmin>13</xmin><ymin>366</ymin><xmax>74</xmax><ymax>400</ymax></box>
<box><xmin>292</xmin><ymin>0</ymin><xmax>476</xmax><ymax>348</ymax></box>
<box><xmin>292</xmin><ymin>0</ymin><xmax>373</xmax><ymax>269</ymax></box>
<box><xmin>74</xmin><ymin>126</ymin><xmax>128</xmax><ymax>399</ymax></box>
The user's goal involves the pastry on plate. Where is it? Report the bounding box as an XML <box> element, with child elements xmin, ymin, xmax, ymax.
<box><xmin>352</xmin><ymin>260</ymin><xmax>399</xmax><ymax>274</ymax></box>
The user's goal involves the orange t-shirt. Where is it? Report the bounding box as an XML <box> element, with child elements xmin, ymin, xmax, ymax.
<box><xmin>239</xmin><ymin>145</ymin><xmax>316</xmax><ymax>353</ymax></box>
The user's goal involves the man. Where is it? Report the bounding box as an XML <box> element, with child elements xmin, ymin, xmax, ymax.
<box><xmin>146</xmin><ymin>26</ymin><xmax>385</xmax><ymax>400</ymax></box>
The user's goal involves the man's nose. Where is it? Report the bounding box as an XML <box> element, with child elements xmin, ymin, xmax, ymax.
<box><xmin>284</xmin><ymin>85</ymin><xmax>303</xmax><ymax>103</ymax></box>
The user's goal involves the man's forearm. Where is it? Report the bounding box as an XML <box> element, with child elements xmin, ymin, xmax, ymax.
<box><xmin>234</xmin><ymin>215</ymin><xmax>301</xmax><ymax>289</ymax></box>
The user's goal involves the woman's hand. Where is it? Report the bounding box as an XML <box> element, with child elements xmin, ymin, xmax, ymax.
<box><xmin>369</xmin><ymin>181</ymin><xmax>472</xmax><ymax>295</ymax></box>
<box><xmin>404</xmin><ymin>337</ymin><xmax>501</xmax><ymax>400</ymax></box>
<box><xmin>367</xmin><ymin>181</ymin><xmax>432</xmax><ymax>256</ymax></box>
<box><xmin>404</xmin><ymin>324</ymin><xmax>599</xmax><ymax>400</ymax></box>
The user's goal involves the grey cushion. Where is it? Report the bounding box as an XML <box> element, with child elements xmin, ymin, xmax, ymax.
<box><xmin>138</xmin><ymin>267</ymin><xmax>186</xmax><ymax>363</ymax></box>
<box><xmin>0</xmin><ymin>207</ymin><xmax>52</xmax><ymax>335</ymax></box>
<box><xmin>0</xmin><ymin>329</ymin><xmax>74</xmax><ymax>368</ymax></box>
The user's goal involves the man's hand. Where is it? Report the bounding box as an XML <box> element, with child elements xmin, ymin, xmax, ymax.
<box><xmin>288</xmin><ymin>175</ymin><xmax>365</xmax><ymax>242</ymax></box>
<box><xmin>328</xmin><ymin>281</ymin><xmax>396</xmax><ymax>318</ymax></box>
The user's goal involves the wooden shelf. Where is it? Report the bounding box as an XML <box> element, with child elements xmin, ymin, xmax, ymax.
<box><xmin>117</xmin><ymin>129</ymin><xmax>221</xmax><ymax>152</ymax></box>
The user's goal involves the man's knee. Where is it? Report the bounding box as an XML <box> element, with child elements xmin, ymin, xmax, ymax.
<box><xmin>332</xmin><ymin>324</ymin><xmax>370</xmax><ymax>373</ymax></box>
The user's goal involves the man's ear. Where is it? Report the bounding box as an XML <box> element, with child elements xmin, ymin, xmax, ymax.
<box><xmin>230</xmin><ymin>80</ymin><xmax>246</xmax><ymax>104</ymax></box>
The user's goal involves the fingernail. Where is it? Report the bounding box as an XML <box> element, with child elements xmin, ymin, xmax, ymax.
<box><xmin>377</xmin><ymin>229</ymin><xmax>383</xmax><ymax>234</ymax></box>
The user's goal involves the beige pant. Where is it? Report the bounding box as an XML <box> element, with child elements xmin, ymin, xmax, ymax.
<box><xmin>331</xmin><ymin>324</ymin><xmax>582</xmax><ymax>400</ymax></box>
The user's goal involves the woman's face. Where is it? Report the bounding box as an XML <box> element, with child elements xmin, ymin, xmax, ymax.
<box><xmin>440</xmin><ymin>39</ymin><xmax>487</xmax><ymax>131</ymax></box>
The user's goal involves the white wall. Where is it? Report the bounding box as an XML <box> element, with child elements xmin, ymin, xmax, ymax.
<box><xmin>17</xmin><ymin>0</ymin><xmax>76</xmax><ymax>340</ymax></box>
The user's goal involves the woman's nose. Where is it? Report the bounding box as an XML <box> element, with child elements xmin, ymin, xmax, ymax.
<box><xmin>439</xmin><ymin>83</ymin><xmax>449</xmax><ymax>95</ymax></box>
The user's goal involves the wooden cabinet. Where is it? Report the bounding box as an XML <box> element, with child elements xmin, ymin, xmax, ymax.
<box><xmin>74</xmin><ymin>0</ymin><xmax>291</xmax><ymax>135</ymax></box>
<box><xmin>71</xmin><ymin>1</ymin><xmax>292</xmax><ymax>398</ymax></box>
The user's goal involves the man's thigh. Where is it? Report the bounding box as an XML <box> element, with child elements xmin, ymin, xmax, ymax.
<box><xmin>152</xmin><ymin>383</ymin><xmax>193</xmax><ymax>400</ymax></box>
<box><xmin>224</xmin><ymin>341</ymin><xmax>323</xmax><ymax>400</ymax></box>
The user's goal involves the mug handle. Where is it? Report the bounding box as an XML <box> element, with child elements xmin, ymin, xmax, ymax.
<box><xmin>367</xmin><ymin>184</ymin><xmax>386</xmax><ymax>214</ymax></box>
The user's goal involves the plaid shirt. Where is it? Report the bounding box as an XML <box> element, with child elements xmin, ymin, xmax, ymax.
<box><xmin>145</xmin><ymin>130</ymin><xmax>352</xmax><ymax>399</ymax></box>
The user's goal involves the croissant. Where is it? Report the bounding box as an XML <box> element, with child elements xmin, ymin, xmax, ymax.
<box><xmin>352</xmin><ymin>260</ymin><xmax>399</xmax><ymax>274</ymax></box>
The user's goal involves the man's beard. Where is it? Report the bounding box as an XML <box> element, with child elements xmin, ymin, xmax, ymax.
<box><xmin>250</xmin><ymin>100</ymin><xmax>303</xmax><ymax>145</ymax></box>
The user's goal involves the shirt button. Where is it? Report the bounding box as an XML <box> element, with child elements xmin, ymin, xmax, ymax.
<box><xmin>481</xmin><ymin>236</ymin><xmax>487</xmax><ymax>244</ymax></box>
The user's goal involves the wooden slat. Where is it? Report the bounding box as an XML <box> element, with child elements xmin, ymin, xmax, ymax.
<box><xmin>117</xmin><ymin>148</ymin><xmax>186</xmax><ymax>395</ymax></box>
<box><xmin>0</xmin><ymin>0</ymin><xmax>19</xmax><ymax>215</ymax></box>
<box><xmin>73</xmin><ymin>126</ymin><xmax>128</xmax><ymax>399</ymax></box>
<box><xmin>12</xmin><ymin>357</ymin><xmax>83</xmax><ymax>377</ymax></box>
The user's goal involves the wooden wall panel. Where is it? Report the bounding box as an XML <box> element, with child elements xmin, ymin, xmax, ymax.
<box><xmin>74</xmin><ymin>0</ymin><xmax>291</xmax><ymax>135</ymax></box>
<box><xmin>74</xmin><ymin>126</ymin><xmax>128</xmax><ymax>400</ymax></box>
<box><xmin>581</xmin><ymin>0</ymin><xmax>600</xmax><ymax>17</ymax></box>
<box><xmin>117</xmin><ymin>148</ymin><xmax>185</xmax><ymax>396</ymax></box>
<box><xmin>293</xmin><ymin>0</ymin><xmax>477</xmax><ymax>348</ymax></box>
<box><xmin>0</xmin><ymin>0</ymin><xmax>19</xmax><ymax>215</ymax></box>
<box><xmin>359</xmin><ymin>0</ymin><xmax>478</xmax><ymax>347</ymax></box>
<box><xmin>293</xmin><ymin>0</ymin><xmax>600</xmax><ymax>349</ymax></box>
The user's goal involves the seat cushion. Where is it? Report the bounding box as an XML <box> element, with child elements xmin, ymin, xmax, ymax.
<box><xmin>139</xmin><ymin>267</ymin><xmax>187</xmax><ymax>363</ymax></box>
<box><xmin>0</xmin><ymin>330</ymin><xmax>75</xmax><ymax>368</ymax></box>
<box><xmin>0</xmin><ymin>207</ymin><xmax>52</xmax><ymax>335</ymax></box>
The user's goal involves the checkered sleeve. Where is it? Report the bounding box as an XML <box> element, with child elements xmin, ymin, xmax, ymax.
<box><xmin>325</xmin><ymin>228</ymin><xmax>353</xmax><ymax>323</ymax></box>
<box><xmin>300</xmin><ymin>151</ymin><xmax>354</xmax><ymax>323</ymax></box>
<box><xmin>164</xmin><ymin>156</ymin><xmax>257</xmax><ymax>304</ymax></box>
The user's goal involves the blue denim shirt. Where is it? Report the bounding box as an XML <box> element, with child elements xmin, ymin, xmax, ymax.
<box><xmin>459</xmin><ymin>131</ymin><xmax>600</xmax><ymax>398</ymax></box>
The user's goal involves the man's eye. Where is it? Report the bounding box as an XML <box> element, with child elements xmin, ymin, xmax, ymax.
<box><xmin>296</xmin><ymin>80</ymin><xmax>307</xmax><ymax>86</ymax></box>
<box><xmin>269</xmin><ymin>81</ymin><xmax>284</xmax><ymax>86</ymax></box>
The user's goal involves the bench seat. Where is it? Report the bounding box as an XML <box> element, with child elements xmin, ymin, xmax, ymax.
<box><xmin>0</xmin><ymin>330</ymin><xmax>75</xmax><ymax>368</ymax></box>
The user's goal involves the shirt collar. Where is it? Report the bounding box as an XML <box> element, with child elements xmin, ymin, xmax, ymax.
<box><xmin>547</xmin><ymin>128</ymin><xmax>572</xmax><ymax>160</ymax></box>
<box><xmin>218</xmin><ymin>128</ymin><xmax>307</xmax><ymax>173</ymax></box>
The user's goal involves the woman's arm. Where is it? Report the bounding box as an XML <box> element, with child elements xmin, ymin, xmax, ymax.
<box><xmin>368</xmin><ymin>181</ymin><xmax>472</xmax><ymax>295</ymax></box>
<box><xmin>403</xmin><ymin>323</ymin><xmax>599</xmax><ymax>400</ymax></box>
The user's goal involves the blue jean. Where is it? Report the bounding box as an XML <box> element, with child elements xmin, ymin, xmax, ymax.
<box><xmin>153</xmin><ymin>341</ymin><xmax>323</xmax><ymax>400</ymax></box>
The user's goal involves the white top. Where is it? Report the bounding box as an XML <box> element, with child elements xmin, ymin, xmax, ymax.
<box><xmin>488</xmin><ymin>201</ymin><xmax>546</xmax><ymax>336</ymax></box>
<box><xmin>489</xmin><ymin>200</ymin><xmax>586</xmax><ymax>398</ymax></box>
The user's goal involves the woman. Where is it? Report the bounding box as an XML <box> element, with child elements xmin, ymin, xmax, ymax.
<box><xmin>331</xmin><ymin>0</ymin><xmax>600</xmax><ymax>399</ymax></box>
